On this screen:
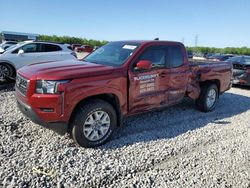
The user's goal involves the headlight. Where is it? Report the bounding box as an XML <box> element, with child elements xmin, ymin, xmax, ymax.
<box><xmin>36</xmin><ymin>80</ymin><xmax>69</xmax><ymax>94</ymax></box>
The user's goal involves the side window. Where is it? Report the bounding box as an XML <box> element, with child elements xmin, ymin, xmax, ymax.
<box><xmin>67</xmin><ymin>46</ymin><xmax>73</xmax><ymax>51</ymax></box>
<box><xmin>167</xmin><ymin>46</ymin><xmax>183</xmax><ymax>68</ymax></box>
<box><xmin>22</xmin><ymin>43</ymin><xmax>39</xmax><ymax>53</ymax></box>
<box><xmin>244</xmin><ymin>57</ymin><xmax>250</xmax><ymax>63</ymax></box>
<box><xmin>7</xmin><ymin>42</ymin><xmax>17</xmax><ymax>45</ymax></box>
<box><xmin>138</xmin><ymin>46</ymin><xmax>166</xmax><ymax>68</ymax></box>
<box><xmin>41</xmin><ymin>44</ymin><xmax>62</xmax><ymax>52</ymax></box>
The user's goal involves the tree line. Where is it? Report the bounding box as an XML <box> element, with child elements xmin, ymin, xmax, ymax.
<box><xmin>39</xmin><ymin>35</ymin><xmax>108</xmax><ymax>47</ymax></box>
<box><xmin>187</xmin><ymin>46</ymin><xmax>250</xmax><ymax>55</ymax></box>
<box><xmin>39</xmin><ymin>35</ymin><xmax>250</xmax><ymax>55</ymax></box>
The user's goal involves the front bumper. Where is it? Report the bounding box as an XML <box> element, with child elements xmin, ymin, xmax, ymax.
<box><xmin>16</xmin><ymin>98</ymin><xmax>68</xmax><ymax>135</ymax></box>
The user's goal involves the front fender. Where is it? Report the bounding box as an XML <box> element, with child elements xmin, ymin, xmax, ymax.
<box><xmin>63</xmin><ymin>82</ymin><xmax>127</xmax><ymax>122</ymax></box>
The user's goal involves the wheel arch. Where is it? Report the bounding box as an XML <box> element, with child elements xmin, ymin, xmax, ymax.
<box><xmin>200</xmin><ymin>79</ymin><xmax>220</xmax><ymax>93</ymax></box>
<box><xmin>68</xmin><ymin>93</ymin><xmax>122</xmax><ymax>132</ymax></box>
<box><xmin>0</xmin><ymin>61</ymin><xmax>17</xmax><ymax>78</ymax></box>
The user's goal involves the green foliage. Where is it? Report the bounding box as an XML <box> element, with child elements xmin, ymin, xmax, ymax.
<box><xmin>38</xmin><ymin>35</ymin><xmax>108</xmax><ymax>47</ymax></box>
<box><xmin>187</xmin><ymin>46</ymin><xmax>250</xmax><ymax>55</ymax></box>
<box><xmin>38</xmin><ymin>34</ymin><xmax>250</xmax><ymax>55</ymax></box>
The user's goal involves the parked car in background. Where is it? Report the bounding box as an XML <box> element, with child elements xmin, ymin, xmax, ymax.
<box><xmin>203</xmin><ymin>52</ymin><xmax>214</xmax><ymax>59</ymax></box>
<box><xmin>71</xmin><ymin>44</ymin><xmax>82</xmax><ymax>50</ymax></box>
<box><xmin>193</xmin><ymin>52</ymin><xmax>206</xmax><ymax>60</ymax></box>
<box><xmin>187</xmin><ymin>51</ymin><xmax>193</xmax><ymax>58</ymax></box>
<box><xmin>75</xmin><ymin>45</ymin><xmax>94</xmax><ymax>53</ymax></box>
<box><xmin>0</xmin><ymin>41</ymin><xmax>18</xmax><ymax>53</ymax></box>
<box><xmin>226</xmin><ymin>56</ymin><xmax>250</xmax><ymax>86</ymax></box>
<box><xmin>15</xmin><ymin>40</ymin><xmax>232</xmax><ymax>147</ymax></box>
<box><xmin>208</xmin><ymin>54</ymin><xmax>234</xmax><ymax>62</ymax></box>
<box><xmin>0</xmin><ymin>41</ymin><xmax>77</xmax><ymax>80</ymax></box>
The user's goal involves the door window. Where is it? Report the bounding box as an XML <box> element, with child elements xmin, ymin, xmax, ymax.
<box><xmin>22</xmin><ymin>43</ymin><xmax>39</xmax><ymax>53</ymax></box>
<box><xmin>226</xmin><ymin>56</ymin><xmax>242</xmax><ymax>63</ymax></box>
<box><xmin>166</xmin><ymin>46</ymin><xmax>183</xmax><ymax>68</ymax></box>
<box><xmin>136</xmin><ymin>45</ymin><xmax>184</xmax><ymax>70</ymax></box>
<box><xmin>41</xmin><ymin>44</ymin><xmax>62</xmax><ymax>52</ymax></box>
<box><xmin>12</xmin><ymin>43</ymin><xmax>41</xmax><ymax>54</ymax></box>
<box><xmin>243</xmin><ymin>57</ymin><xmax>250</xmax><ymax>63</ymax></box>
<box><xmin>137</xmin><ymin>46</ymin><xmax>166</xmax><ymax>69</ymax></box>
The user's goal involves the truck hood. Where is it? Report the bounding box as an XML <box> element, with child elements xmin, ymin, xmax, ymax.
<box><xmin>18</xmin><ymin>59</ymin><xmax>116</xmax><ymax>80</ymax></box>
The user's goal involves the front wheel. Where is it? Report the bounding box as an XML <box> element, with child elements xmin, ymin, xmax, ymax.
<box><xmin>71</xmin><ymin>99</ymin><xmax>117</xmax><ymax>147</ymax></box>
<box><xmin>0</xmin><ymin>63</ymin><xmax>14</xmax><ymax>81</ymax></box>
<box><xmin>195</xmin><ymin>84</ymin><xmax>219</xmax><ymax>112</ymax></box>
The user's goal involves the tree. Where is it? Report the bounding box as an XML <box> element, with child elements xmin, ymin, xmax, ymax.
<box><xmin>38</xmin><ymin>35</ymin><xmax>108</xmax><ymax>47</ymax></box>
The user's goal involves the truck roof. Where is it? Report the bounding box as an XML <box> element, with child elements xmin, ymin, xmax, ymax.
<box><xmin>113</xmin><ymin>40</ymin><xmax>183</xmax><ymax>45</ymax></box>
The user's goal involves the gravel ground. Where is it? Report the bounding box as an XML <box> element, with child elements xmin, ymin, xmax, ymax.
<box><xmin>0</xmin><ymin>85</ymin><xmax>250</xmax><ymax>187</ymax></box>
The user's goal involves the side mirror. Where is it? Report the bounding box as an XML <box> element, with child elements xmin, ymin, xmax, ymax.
<box><xmin>18</xmin><ymin>49</ymin><xmax>24</xmax><ymax>55</ymax></box>
<box><xmin>136</xmin><ymin>60</ymin><xmax>152</xmax><ymax>70</ymax></box>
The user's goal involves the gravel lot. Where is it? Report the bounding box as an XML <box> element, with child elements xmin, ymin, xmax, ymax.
<box><xmin>0</xmin><ymin>84</ymin><xmax>249</xmax><ymax>187</ymax></box>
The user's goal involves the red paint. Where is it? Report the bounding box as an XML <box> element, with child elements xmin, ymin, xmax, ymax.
<box><xmin>16</xmin><ymin>40</ymin><xmax>232</xmax><ymax>130</ymax></box>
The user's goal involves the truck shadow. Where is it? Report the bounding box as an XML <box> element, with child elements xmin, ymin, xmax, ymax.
<box><xmin>101</xmin><ymin>91</ymin><xmax>250</xmax><ymax>150</ymax></box>
<box><xmin>0</xmin><ymin>81</ymin><xmax>15</xmax><ymax>92</ymax></box>
<box><xmin>232</xmin><ymin>85</ymin><xmax>250</xmax><ymax>90</ymax></box>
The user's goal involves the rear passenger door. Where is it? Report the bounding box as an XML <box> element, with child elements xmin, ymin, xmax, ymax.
<box><xmin>166</xmin><ymin>45</ymin><xmax>189</xmax><ymax>104</ymax></box>
<box><xmin>38</xmin><ymin>44</ymin><xmax>65</xmax><ymax>62</ymax></box>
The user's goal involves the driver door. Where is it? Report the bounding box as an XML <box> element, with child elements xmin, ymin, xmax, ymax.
<box><xmin>128</xmin><ymin>45</ymin><xmax>171</xmax><ymax>114</ymax></box>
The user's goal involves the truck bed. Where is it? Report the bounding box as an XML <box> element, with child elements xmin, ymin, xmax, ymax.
<box><xmin>188</xmin><ymin>59</ymin><xmax>232</xmax><ymax>95</ymax></box>
<box><xmin>189</xmin><ymin>59</ymin><xmax>228</xmax><ymax>66</ymax></box>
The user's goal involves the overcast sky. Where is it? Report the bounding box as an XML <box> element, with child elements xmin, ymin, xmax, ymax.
<box><xmin>1</xmin><ymin>0</ymin><xmax>250</xmax><ymax>48</ymax></box>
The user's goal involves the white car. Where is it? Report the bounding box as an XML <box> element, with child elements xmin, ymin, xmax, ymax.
<box><xmin>0</xmin><ymin>41</ymin><xmax>18</xmax><ymax>53</ymax></box>
<box><xmin>0</xmin><ymin>41</ymin><xmax>77</xmax><ymax>80</ymax></box>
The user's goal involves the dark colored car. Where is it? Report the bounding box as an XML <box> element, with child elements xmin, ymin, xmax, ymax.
<box><xmin>187</xmin><ymin>51</ymin><xmax>193</xmax><ymax>58</ymax></box>
<box><xmin>15</xmin><ymin>40</ymin><xmax>232</xmax><ymax>147</ymax></box>
<box><xmin>226</xmin><ymin>56</ymin><xmax>250</xmax><ymax>86</ymax></box>
<box><xmin>203</xmin><ymin>52</ymin><xmax>214</xmax><ymax>59</ymax></box>
<box><xmin>208</xmin><ymin>54</ymin><xmax>234</xmax><ymax>62</ymax></box>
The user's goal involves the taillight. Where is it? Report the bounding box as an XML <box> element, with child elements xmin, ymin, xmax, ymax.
<box><xmin>246</xmin><ymin>68</ymin><xmax>250</xmax><ymax>73</ymax></box>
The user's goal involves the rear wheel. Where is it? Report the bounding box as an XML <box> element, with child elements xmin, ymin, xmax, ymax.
<box><xmin>195</xmin><ymin>84</ymin><xmax>219</xmax><ymax>112</ymax></box>
<box><xmin>0</xmin><ymin>63</ymin><xmax>14</xmax><ymax>81</ymax></box>
<box><xmin>71</xmin><ymin>99</ymin><xmax>117</xmax><ymax>147</ymax></box>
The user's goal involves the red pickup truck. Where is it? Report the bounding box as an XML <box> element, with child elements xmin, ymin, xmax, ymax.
<box><xmin>75</xmin><ymin>45</ymin><xmax>94</xmax><ymax>53</ymax></box>
<box><xmin>15</xmin><ymin>40</ymin><xmax>232</xmax><ymax>147</ymax></box>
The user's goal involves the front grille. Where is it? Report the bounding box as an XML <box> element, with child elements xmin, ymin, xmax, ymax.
<box><xmin>16</xmin><ymin>75</ymin><xmax>29</xmax><ymax>96</ymax></box>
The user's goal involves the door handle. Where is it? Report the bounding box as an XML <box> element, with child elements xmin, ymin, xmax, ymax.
<box><xmin>159</xmin><ymin>73</ymin><xmax>168</xmax><ymax>77</ymax></box>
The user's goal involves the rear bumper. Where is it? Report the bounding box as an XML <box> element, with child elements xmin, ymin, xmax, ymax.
<box><xmin>16</xmin><ymin>98</ymin><xmax>68</xmax><ymax>135</ymax></box>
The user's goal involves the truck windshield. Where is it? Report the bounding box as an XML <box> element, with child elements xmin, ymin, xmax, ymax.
<box><xmin>84</xmin><ymin>42</ymin><xmax>140</xmax><ymax>67</ymax></box>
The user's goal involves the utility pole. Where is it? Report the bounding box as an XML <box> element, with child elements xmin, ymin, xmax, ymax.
<box><xmin>181</xmin><ymin>37</ymin><xmax>185</xmax><ymax>44</ymax></box>
<box><xmin>195</xmin><ymin>34</ymin><xmax>198</xmax><ymax>47</ymax></box>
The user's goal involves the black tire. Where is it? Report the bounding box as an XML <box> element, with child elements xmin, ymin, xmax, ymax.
<box><xmin>71</xmin><ymin>99</ymin><xmax>117</xmax><ymax>148</ymax></box>
<box><xmin>0</xmin><ymin>63</ymin><xmax>14</xmax><ymax>81</ymax></box>
<box><xmin>195</xmin><ymin>83</ymin><xmax>219</xmax><ymax>112</ymax></box>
